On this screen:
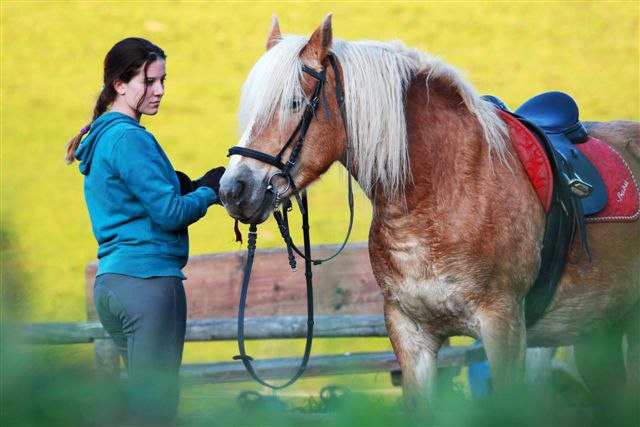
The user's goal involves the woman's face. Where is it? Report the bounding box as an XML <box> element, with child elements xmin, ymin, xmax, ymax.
<box><xmin>113</xmin><ymin>59</ymin><xmax>166</xmax><ymax>119</ymax></box>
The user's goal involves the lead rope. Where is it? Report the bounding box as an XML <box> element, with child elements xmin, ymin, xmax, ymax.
<box><xmin>233</xmin><ymin>192</ymin><xmax>314</xmax><ymax>389</ymax></box>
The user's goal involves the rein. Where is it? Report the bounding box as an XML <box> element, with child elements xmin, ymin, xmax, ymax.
<box><xmin>228</xmin><ymin>54</ymin><xmax>354</xmax><ymax>389</ymax></box>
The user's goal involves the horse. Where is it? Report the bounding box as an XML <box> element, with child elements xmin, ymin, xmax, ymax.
<box><xmin>219</xmin><ymin>14</ymin><xmax>640</xmax><ymax>407</ymax></box>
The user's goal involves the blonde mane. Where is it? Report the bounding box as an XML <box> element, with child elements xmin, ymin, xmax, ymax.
<box><xmin>238</xmin><ymin>36</ymin><xmax>509</xmax><ymax>198</ymax></box>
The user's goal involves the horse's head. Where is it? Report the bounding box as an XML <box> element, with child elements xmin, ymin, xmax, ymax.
<box><xmin>220</xmin><ymin>14</ymin><xmax>347</xmax><ymax>224</ymax></box>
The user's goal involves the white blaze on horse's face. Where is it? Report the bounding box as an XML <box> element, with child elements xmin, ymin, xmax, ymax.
<box><xmin>219</xmin><ymin>14</ymin><xmax>340</xmax><ymax>224</ymax></box>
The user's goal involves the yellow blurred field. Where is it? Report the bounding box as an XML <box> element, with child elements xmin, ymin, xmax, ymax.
<box><xmin>1</xmin><ymin>0</ymin><xmax>638</xmax><ymax>389</ymax></box>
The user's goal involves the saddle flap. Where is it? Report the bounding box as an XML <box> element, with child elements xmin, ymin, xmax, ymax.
<box><xmin>546</xmin><ymin>133</ymin><xmax>607</xmax><ymax>215</ymax></box>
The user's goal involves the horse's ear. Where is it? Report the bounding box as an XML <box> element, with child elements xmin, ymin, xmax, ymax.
<box><xmin>302</xmin><ymin>13</ymin><xmax>333</xmax><ymax>67</ymax></box>
<box><xmin>266</xmin><ymin>15</ymin><xmax>281</xmax><ymax>51</ymax></box>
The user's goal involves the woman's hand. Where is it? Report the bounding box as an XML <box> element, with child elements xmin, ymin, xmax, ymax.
<box><xmin>176</xmin><ymin>167</ymin><xmax>226</xmax><ymax>203</ymax></box>
<box><xmin>175</xmin><ymin>170</ymin><xmax>197</xmax><ymax>195</ymax></box>
<box><xmin>196</xmin><ymin>167</ymin><xmax>226</xmax><ymax>195</ymax></box>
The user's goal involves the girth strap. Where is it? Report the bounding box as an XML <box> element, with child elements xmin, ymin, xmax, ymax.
<box><xmin>513</xmin><ymin>114</ymin><xmax>582</xmax><ymax>327</ymax></box>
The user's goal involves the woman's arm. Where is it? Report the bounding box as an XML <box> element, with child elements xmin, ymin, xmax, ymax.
<box><xmin>111</xmin><ymin>129</ymin><xmax>217</xmax><ymax>231</ymax></box>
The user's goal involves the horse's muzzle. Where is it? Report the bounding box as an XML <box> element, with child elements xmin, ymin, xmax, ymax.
<box><xmin>219</xmin><ymin>166</ymin><xmax>274</xmax><ymax>224</ymax></box>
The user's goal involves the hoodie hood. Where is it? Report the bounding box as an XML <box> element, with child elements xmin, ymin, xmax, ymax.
<box><xmin>74</xmin><ymin>112</ymin><xmax>143</xmax><ymax>175</ymax></box>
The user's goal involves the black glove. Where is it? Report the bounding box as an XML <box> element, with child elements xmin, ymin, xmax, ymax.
<box><xmin>175</xmin><ymin>170</ymin><xmax>197</xmax><ymax>196</ymax></box>
<box><xmin>196</xmin><ymin>166</ymin><xmax>226</xmax><ymax>196</ymax></box>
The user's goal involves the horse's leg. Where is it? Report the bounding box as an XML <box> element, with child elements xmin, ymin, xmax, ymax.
<box><xmin>573</xmin><ymin>323</ymin><xmax>627</xmax><ymax>423</ymax></box>
<box><xmin>478</xmin><ymin>301</ymin><xmax>527</xmax><ymax>393</ymax></box>
<box><xmin>524</xmin><ymin>347</ymin><xmax>555</xmax><ymax>396</ymax></box>
<box><xmin>620</xmin><ymin>302</ymin><xmax>640</xmax><ymax>410</ymax></box>
<box><xmin>384</xmin><ymin>301</ymin><xmax>442</xmax><ymax>409</ymax></box>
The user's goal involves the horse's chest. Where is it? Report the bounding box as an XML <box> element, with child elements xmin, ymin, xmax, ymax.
<box><xmin>370</xmin><ymin>224</ymin><xmax>480</xmax><ymax>334</ymax></box>
<box><xmin>376</xmin><ymin>260</ymin><xmax>478</xmax><ymax>334</ymax></box>
<box><xmin>392</xmin><ymin>278</ymin><xmax>473</xmax><ymax>325</ymax></box>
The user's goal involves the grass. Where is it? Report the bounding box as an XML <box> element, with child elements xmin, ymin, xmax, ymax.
<box><xmin>1</xmin><ymin>1</ymin><xmax>639</xmax><ymax>424</ymax></box>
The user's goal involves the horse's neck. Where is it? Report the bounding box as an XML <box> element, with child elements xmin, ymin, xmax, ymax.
<box><xmin>391</xmin><ymin>73</ymin><xmax>493</xmax><ymax>212</ymax></box>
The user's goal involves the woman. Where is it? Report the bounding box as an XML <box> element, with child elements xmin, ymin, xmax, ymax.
<box><xmin>65</xmin><ymin>37</ymin><xmax>223</xmax><ymax>423</ymax></box>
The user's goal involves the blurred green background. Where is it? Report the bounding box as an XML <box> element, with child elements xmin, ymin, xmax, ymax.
<box><xmin>1</xmin><ymin>0</ymin><xmax>638</xmax><ymax>423</ymax></box>
<box><xmin>3</xmin><ymin>0</ymin><xmax>637</xmax><ymax>322</ymax></box>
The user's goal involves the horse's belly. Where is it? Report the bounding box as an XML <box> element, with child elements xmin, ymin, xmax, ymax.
<box><xmin>527</xmin><ymin>222</ymin><xmax>640</xmax><ymax>347</ymax></box>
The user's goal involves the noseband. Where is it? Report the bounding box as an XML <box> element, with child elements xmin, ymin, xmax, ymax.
<box><xmin>227</xmin><ymin>54</ymin><xmax>355</xmax><ymax>389</ymax></box>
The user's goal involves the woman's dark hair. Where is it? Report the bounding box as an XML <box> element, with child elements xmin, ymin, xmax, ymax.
<box><xmin>65</xmin><ymin>37</ymin><xmax>166</xmax><ymax>164</ymax></box>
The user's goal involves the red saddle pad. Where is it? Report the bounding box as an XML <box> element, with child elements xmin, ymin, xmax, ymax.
<box><xmin>578</xmin><ymin>137</ymin><xmax>640</xmax><ymax>223</ymax></box>
<box><xmin>499</xmin><ymin>110</ymin><xmax>639</xmax><ymax>223</ymax></box>
<box><xmin>499</xmin><ymin>110</ymin><xmax>553</xmax><ymax>213</ymax></box>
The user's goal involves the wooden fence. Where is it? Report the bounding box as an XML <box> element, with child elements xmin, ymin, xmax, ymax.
<box><xmin>18</xmin><ymin>243</ymin><xmax>487</xmax><ymax>385</ymax></box>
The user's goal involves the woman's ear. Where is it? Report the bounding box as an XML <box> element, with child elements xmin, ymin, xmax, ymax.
<box><xmin>113</xmin><ymin>79</ymin><xmax>127</xmax><ymax>96</ymax></box>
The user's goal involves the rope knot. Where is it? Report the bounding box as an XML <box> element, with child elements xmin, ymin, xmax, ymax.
<box><xmin>233</xmin><ymin>354</ymin><xmax>254</xmax><ymax>362</ymax></box>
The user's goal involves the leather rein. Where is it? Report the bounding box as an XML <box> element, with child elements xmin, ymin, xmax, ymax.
<box><xmin>227</xmin><ymin>54</ymin><xmax>354</xmax><ymax>389</ymax></box>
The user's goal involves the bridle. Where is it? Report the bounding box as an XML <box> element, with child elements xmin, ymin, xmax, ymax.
<box><xmin>227</xmin><ymin>53</ymin><xmax>355</xmax><ymax>389</ymax></box>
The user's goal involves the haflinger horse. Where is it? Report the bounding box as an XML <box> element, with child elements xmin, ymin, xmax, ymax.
<box><xmin>219</xmin><ymin>15</ymin><xmax>640</xmax><ymax>406</ymax></box>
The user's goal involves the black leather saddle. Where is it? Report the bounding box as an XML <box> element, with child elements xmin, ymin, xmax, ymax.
<box><xmin>483</xmin><ymin>92</ymin><xmax>607</xmax><ymax>327</ymax></box>
<box><xmin>484</xmin><ymin>92</ymin><xmax>607</xmax><ymax>216</ymax></box>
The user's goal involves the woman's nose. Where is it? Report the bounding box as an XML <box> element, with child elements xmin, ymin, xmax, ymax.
<box><xmin>154</xmin><ymin>82</ymin><xmax>164</xmax><ymax>96</ymax></box>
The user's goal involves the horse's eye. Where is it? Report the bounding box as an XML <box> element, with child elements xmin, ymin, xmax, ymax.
<box><xmin>290</xmin><ymin>98</ymin><xmax>304</xmax><ymax>112</ymax></box>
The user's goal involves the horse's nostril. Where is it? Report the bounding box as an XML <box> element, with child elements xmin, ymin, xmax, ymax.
<box><xmin>221</xmin><ymin>178</ymin><xmax>246</xmax><ymax>206</ymax></box>
<box><xmin>232</xmin><ymin>180</ymin><xmax>246</xmax><ymax>200</ymax></box>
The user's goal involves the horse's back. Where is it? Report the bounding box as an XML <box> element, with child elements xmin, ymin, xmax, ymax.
<box><xmin>584</xmin><ymin>120</ymin><xmax>640</xmax><ymax>167</ymax></box>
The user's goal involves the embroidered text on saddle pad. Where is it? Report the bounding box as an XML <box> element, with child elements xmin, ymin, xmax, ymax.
<box><xmin>577</xmin><ymin>138</ymin><xmax>640</xmax><ymax>223</ymax></box>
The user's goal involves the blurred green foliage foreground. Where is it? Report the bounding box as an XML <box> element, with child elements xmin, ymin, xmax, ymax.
<box><xmin>2</xmin><ymin>331</ymin><xmax>639</xmax><ymax>426</ymax></box>
<box><xmin>2</xmin><ymin>235</ymin><xmax>639</xmax><ymax>425</ymax></box>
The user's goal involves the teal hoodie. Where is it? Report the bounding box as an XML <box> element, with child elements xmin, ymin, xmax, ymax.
<box><xmin>75</xmin><ymin>112</ymin><xmax>217</xmax><ymax>279</ymax></box>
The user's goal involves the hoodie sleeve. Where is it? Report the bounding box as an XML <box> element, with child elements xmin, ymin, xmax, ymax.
<box><xmin>110</xmin><ymin>129</ymin><xmax>217</xmax><ymax>232</ymax></box>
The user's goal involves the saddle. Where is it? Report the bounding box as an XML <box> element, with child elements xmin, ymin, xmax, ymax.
<box><xmin>483</xmin><ymin>92</ymin><xmax>608</xmax><ymax>327</ymax></box>
<box><xmin>484</xmin><ymin>92</ymin><xmax>607</xmax><ymax>215</ymax></box>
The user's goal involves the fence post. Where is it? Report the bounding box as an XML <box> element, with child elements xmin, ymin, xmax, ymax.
<box><xmin>94</xmin><ymin>338</ymin><xmax>120</xmax><ymax>376</ymax></box>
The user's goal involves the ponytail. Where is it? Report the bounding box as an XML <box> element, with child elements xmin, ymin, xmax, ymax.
<box><xmin>65</xmin><ymin>87</ymin><xmax>112</xmax><ymax>165</ymax></box>
<box><xmin>64</xmin><ymin>124</ymin><xmax>90</xmax><ymax>166</ymax></box>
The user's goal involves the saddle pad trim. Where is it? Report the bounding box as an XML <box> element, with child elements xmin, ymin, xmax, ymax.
<box><xmin>578</xmin><ymin>138</ymin><xmax>640</xmax><ymax>223</ymax></box>
<box><xmin>498</xmin><ymin>110</ymin><xmax>553</xmax><ymax>213</ymax></box>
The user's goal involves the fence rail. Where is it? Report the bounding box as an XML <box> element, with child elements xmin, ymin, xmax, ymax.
<box><xmin>181</xmin><ymin>347</ymin><xmax>487</xmax><ymax>385</ymax></box>
<box><xmin>17</xmin><ymin>244</ymin><xmax>489</xmax><ymax>386</ymax></box>
<box><xmin>18</xmin><ymin>315</ymin><xmax>389</xmax><ymax>344</ymax></box>
<box><xmin>15</xmin><ymin>314</ymin><xmax>487</xmax><ymax>384</ymax></box>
